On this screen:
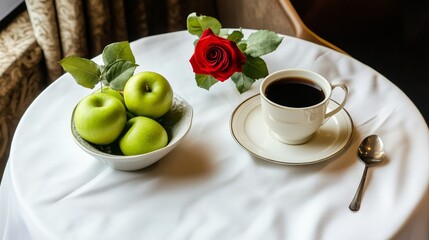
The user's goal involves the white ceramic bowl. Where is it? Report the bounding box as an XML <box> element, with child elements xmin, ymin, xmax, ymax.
<box><xmin>71</xmin><ymin>93</ymin><xmax>193</xmax><ymax>171</ymax></box>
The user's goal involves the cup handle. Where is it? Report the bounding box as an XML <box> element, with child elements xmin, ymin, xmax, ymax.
<box><xmin>325</xmin><ymin>82</ymin><xmax>348</xmax><ymax>119</ymax></box>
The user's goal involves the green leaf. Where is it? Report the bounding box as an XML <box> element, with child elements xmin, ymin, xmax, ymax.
<box><xmin>237</xmin><ymin>41</ymin><xmax>247</xmax><ymax>52</ymax></box>
<box><xmin>102</xmin><ymin>60</ymin><xmax>138</xmax><ymax>91</ymax></box>
<box><xmin>242</xmin><ymin>55</ymin><xmax>269</xmax><ymax>79</ymax></box>
<box><xmin>59</xmin><ymin>56</ymin><xmax>101</xmax><ymax>89</ymax></box>
<box><xmin>227</xmin><ymin>30</ymin><xmax>244</xmax><ymax>43</ymax></box>
<box><xmin>245</xmin><ymin>30</ymin><xmax>283</xmax><ymax>57</ymax></box>
<box><xmin>187</xmin><ymin>12</ymin><xmax>221</xmax><ymax>37</ymax></box>
<box><xmin>195</xmin><ymin>74</ymin><xmax>218</xmax><ymax>90</ymax></box>
<box><xmin>231</xmin><ymin>72</ymin><xmax>255</xmax><ymax>94</ymax></box>
<box><xmin>102</xmin><ymin>41</ymin><xmax>135</xmax><ymax>65</ymax></box>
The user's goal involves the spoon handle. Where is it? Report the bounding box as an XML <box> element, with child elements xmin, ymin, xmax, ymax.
<box><xmin>349</xmin><ymin>165</ymin><xmax>369</xmax><ymax>211</ymax></box>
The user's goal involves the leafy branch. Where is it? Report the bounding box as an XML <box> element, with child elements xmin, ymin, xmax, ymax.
<box><xmin>59</xmin><ymin>41</ymin><xmax>138</xmax><ymax>91</ymax></box>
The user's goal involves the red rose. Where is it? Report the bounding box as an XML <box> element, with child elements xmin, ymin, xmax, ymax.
<box><xmin>189</xmin><ymin>28</ymin><xmax>246</xmax><ymax>82</ymax></box>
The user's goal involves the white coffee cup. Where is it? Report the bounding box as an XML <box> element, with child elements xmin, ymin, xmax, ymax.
<box><xmin>260</xmin><ymin>69</ymin><xmax>348</xmax><ymax>145</ymax></box>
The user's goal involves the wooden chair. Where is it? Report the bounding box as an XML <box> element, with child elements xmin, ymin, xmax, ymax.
<box><xmin>215</xmin><ymin>0</ymin><xmax>347</xmax><ymax>55</ymax></box>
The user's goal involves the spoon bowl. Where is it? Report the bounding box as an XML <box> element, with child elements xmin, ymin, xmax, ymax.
<box><xmin>349</xmin><ymin>135</ymin><xmax>386</xmax><ymax>211</ymax></box>
<box><xmin>358</xmin><ymin>135</ymin><xmax>386</xmax><ymax>165</ymax></box>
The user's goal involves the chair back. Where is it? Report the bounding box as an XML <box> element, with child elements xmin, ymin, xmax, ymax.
<box><xmin>215</xmin><ymin>0</ymin><xmax>347</xmax><ymax>54</ymax></box>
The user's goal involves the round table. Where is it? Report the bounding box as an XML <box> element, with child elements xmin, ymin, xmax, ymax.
<box><xmin>1</xmin><ymin>30</ymin><xmax>429</xmax><ymax>240</ymax></box>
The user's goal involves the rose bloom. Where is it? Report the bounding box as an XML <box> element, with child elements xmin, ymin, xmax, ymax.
<box><xmin>189</xmin><ymin>28</ymin><xmax>246</xmax><ymax>81</ymax></box>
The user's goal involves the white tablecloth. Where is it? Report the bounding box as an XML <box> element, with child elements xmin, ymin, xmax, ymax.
<box><xmin>1</xmin><ymin>30</ymin><xmax>429</xmax><ymax>240</ymax></box>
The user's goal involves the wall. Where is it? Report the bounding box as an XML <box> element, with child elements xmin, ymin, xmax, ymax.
<box><xmin>292</xmin><ymin>0</ymin><xmax>429</xmax><ymax>123</ymax></box>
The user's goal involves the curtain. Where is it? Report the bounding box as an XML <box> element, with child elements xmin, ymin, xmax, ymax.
<box><xmin>24</xmin><ymin>0</ymin><xmax>217</xmax><ymax>83</ymax></box>
<box><xmin>0</xmin><ymin>11</ymin><xmax>44</xmax><ymax>179</ymax></box>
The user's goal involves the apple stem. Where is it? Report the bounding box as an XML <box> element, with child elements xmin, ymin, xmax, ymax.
<box><xmin>100</xmin><ymin>82</ymin><xmax>104</xmax><ymax>92</ymax></box>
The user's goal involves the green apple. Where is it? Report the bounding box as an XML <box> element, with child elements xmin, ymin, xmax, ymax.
<box><xmin>94</xmin><ymin>86</ymin><xmax>139</xmax><ymax>120</ymax></box>
<box><xmin>124</xmin><ymin>71</ymin><xmax>173</xmax><ymax>119</ymax></box>
<box><xmin>74</xmin><ymin>93</ymin><xmax>127</xmax><ymax>145</ymax></box>
<box><xmin>119</xmin><ymin>116</ymin><xmax>168</xmax><ymax>155</ymax></box>
<box><xmin>94</xmin><ymin>86</ymin><xmax>125</xmax><ymax>105</ymax></box>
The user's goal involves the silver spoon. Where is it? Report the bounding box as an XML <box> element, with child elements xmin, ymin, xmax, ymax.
<box><xmin>349</xmin><ymin>135</ymin><xmax>386</xmax><ymax>211</ymax></box>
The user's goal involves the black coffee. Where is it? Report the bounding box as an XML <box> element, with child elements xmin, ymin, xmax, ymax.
<box><xmin>264</xmin><ymin>77</ymin><xmax>325</xmax><ymax>108</ymax></box>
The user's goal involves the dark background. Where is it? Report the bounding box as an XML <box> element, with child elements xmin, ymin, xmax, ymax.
<box><xmin>291</xmin><ymin>0</ymin><xmax>429</xmax><ymax>124</ymax></box>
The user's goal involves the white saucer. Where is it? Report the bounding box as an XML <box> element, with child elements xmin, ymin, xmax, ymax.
<box><xmin>230</xmin><ymin>94</ymin><xmax>354</xmax><ymax>165</ymax></box>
